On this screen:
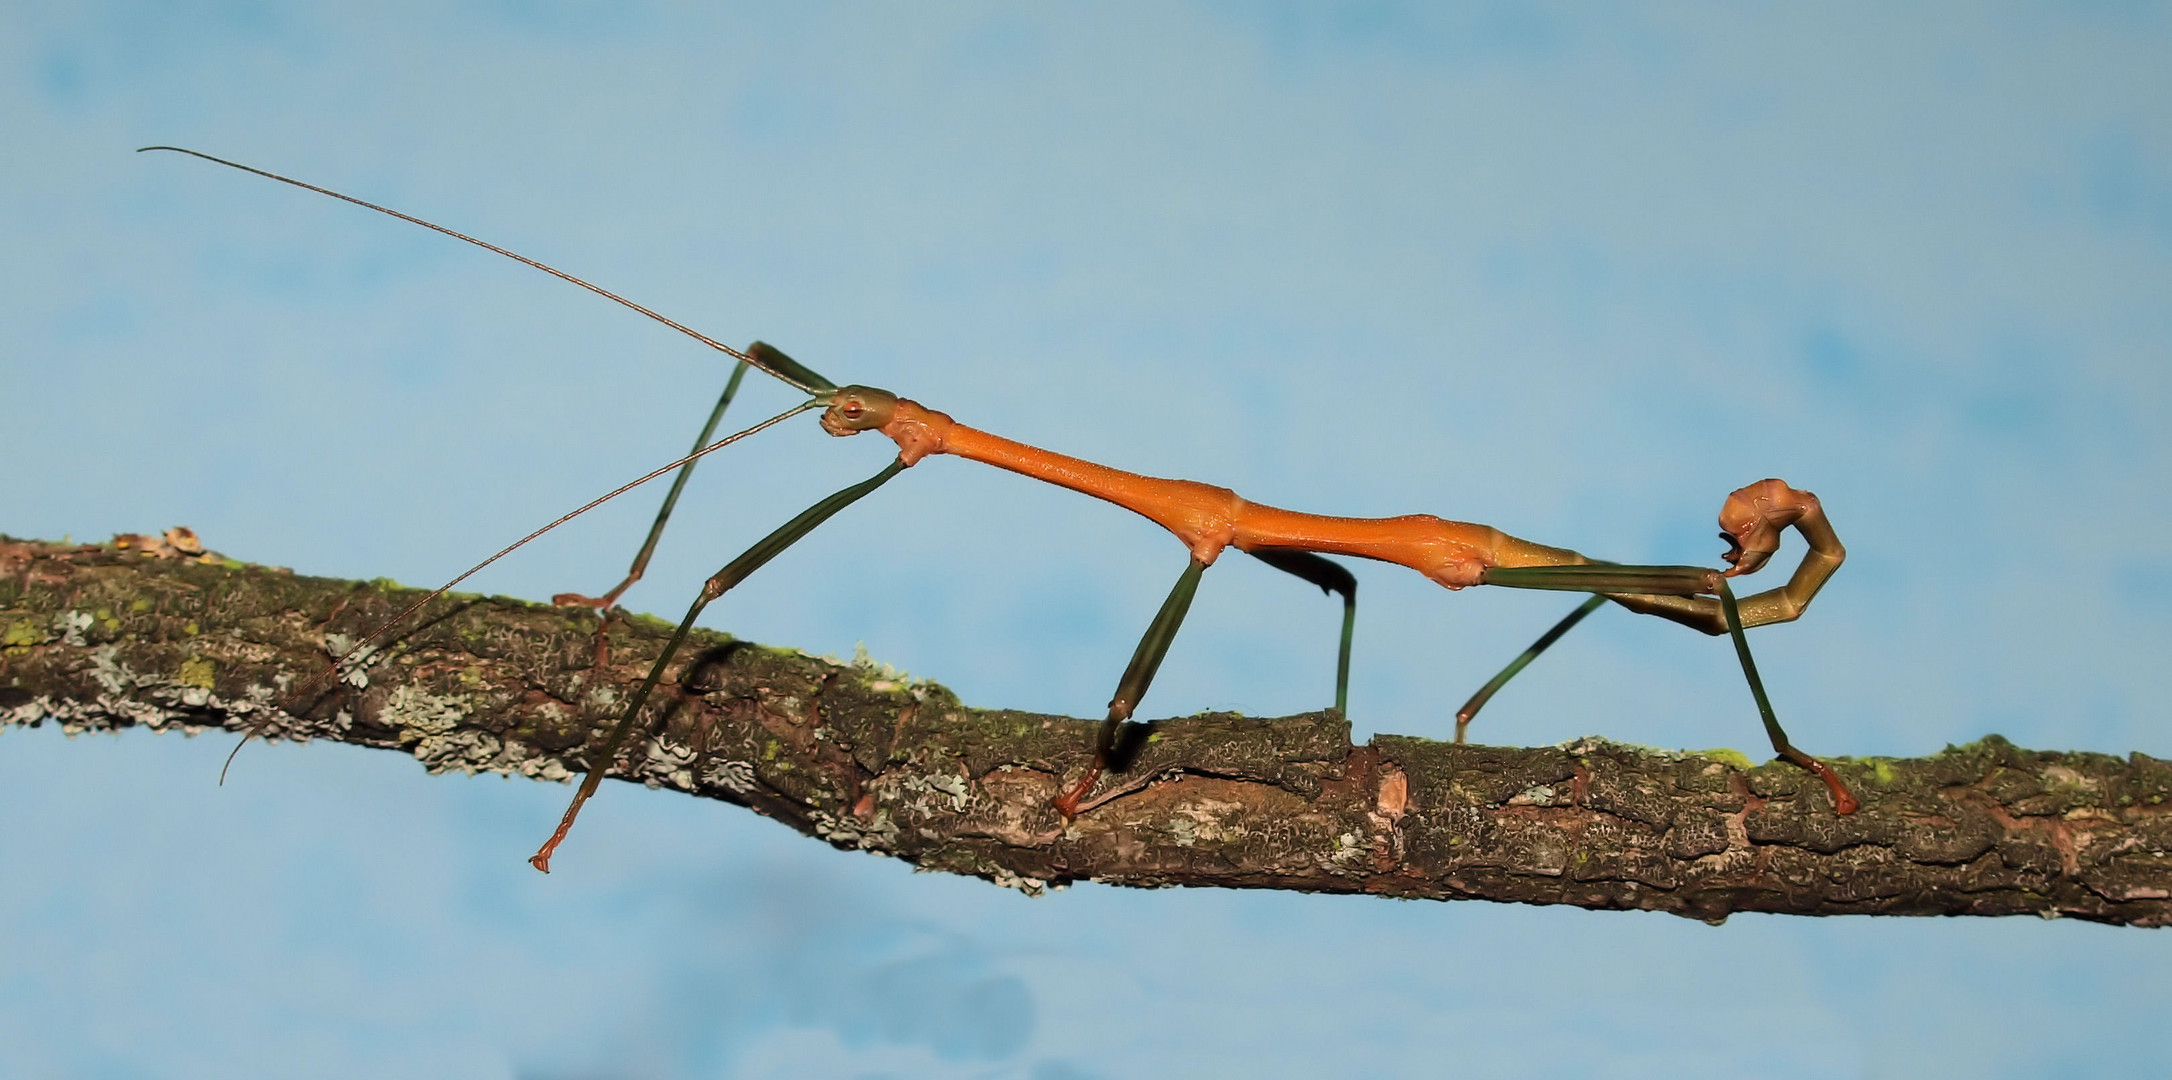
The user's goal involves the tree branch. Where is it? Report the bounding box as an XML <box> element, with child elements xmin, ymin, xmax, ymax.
<box><xmin>7</xmin><ymin>536</ymin><xmax>2170</xmax><ymax>925</ymax></box>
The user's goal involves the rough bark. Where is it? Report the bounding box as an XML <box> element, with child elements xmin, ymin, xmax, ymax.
<box><xmin>6</xmin><ymin>535</ymin><xmax>2171</xmax><ymax>926</ymax></box>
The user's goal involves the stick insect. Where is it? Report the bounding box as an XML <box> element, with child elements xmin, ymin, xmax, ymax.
<box><xmin>142</xmin><ymin>146</ymin><xmax>1858</xmax><ymax>873</ymax></box>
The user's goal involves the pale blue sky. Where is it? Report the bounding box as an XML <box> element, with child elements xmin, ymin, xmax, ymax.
<box><xmin>6</xmin><ymin>4</ymin><xmax>2171</xmax><ymax>1077</ymax></box>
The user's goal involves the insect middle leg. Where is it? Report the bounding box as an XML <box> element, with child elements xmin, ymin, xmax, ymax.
<box><xmin>1052</xmin><ymin>556</ymin><xmax>1211</xmax><ymax>819</ymax></box>
<box><xmin>529</xmin><ymin>455</ymin><xmax>909</xmax><ymax>872</ymax></box>
<box><xmin>1247</xmin><ymin>548</ymin><xmax>1357</xmax><ymax>715</ymax></box>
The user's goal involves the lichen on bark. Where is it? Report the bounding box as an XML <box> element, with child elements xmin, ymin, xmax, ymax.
<box><xmin>6</xmin><ymin>536</ymin><xmax>2171</xmax><ymax>925</ymax></box>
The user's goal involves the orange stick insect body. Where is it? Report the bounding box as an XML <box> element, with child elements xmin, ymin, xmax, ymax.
<box><xmin>139</xmin><ymin>147</ymin><xmax>1855</xmax><ymax>876</ymax></box>
<box><xmin>828</xmin><ymin>389</ymin><xmax>1853</xmax><ymax>820</ymax></box>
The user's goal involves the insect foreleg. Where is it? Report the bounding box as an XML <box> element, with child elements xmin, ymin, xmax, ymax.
<box><xmin>555</xmin><ymin>359</ymin><xmax>753</xmax><ymax>612</ymax></box>
<box><xmin>555</xmin><ymin>343</ymin><xmax>839</xmax><ymax>614</ymax></box>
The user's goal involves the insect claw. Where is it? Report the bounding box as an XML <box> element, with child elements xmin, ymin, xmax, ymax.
<box><xmin>554</xmin><ymin>578</ymin><xmax>636</xmax><ymax>611</ymax></box>
<box><xmin>1802</xmin><ymin>757</ymin><xmax>1860</xmax><ymax>815</ymax></box>
<box><xmin>1052</xmin><ymin>765</ymin><xmax>1102</xmax><ymax>821</ymax></box>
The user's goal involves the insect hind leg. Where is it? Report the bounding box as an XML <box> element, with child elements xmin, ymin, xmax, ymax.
<box><xmin>1246</xmin><ymin>548</ymin><xmax>1357</xmax><ymax>715</ymax></box>
<box><xmin>1478</xmin><ymin>562</ymin><xmax>1858</xmax><ymax>815</ymax></box>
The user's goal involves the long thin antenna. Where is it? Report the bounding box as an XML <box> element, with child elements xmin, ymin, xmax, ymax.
<box><xmin>136</xmin><ymin>145</ymin><xmax>821</xmax><ymax>394</ymax></box>
<box><xmin>221</xmin><ymin>398</ymin><xmax>823</xmax><ymax>783</ymax></box>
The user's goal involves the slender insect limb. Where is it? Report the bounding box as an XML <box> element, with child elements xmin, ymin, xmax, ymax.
<box><xmin>1455</xmin><ymin>594</ymin><xmax>1607</xmax><ymax>743</ymax></box>
<box><xmin>1479</xmin><ymin>563</ymin><xmax>1858</xmax><ymax>814</ymax></box>
<box><xmin>530</xmin><ymin>456</ymin><xmax>910</xmax><ymax>872</ymax></box>
<box><xmin>1717</xmin><ymin>579</ymin><xmax>1858</xmax><ymax>814</ymax></box>
<box><xmin>740</xmin><ymin>340</ymin><xmax>835</xmax><ymax>395</ymax></box>
<box><xmin>554</xmin><ymin>359</ymin><xmax>751</xmax><ymax>611</ymax></box>
<box><xmin>1481</xmin><ymin>564</ymin><xmax>1723</xmax><ymax>594</ymax></box>
<box><xmin>230</xmin><ymin>399</ymin><xmax>823</xmax><ymax>784</ymax></box>
<box><xmin>1458</xmin><ymin>483</ymin><xmax>1845</xmax><ymax>738</ymax></box>
<box><xmin>588</xmin><ymin>609</ymin><xmax>623</xmax><ymax>669</ymax></box>
<box><xmin>1246</xmin><ymin>548</ymin><xmax>1357</xmax><ymax>715</ymax></box>
<box><xmin>554</xmin><ymin>342</ymin><xmax>836</xmax><ymax>614</ymax></box>
<box><xmin>1053</xmin><ymin>557</ymin><xmax>1210</xmax><ymax>819</ymax></box>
